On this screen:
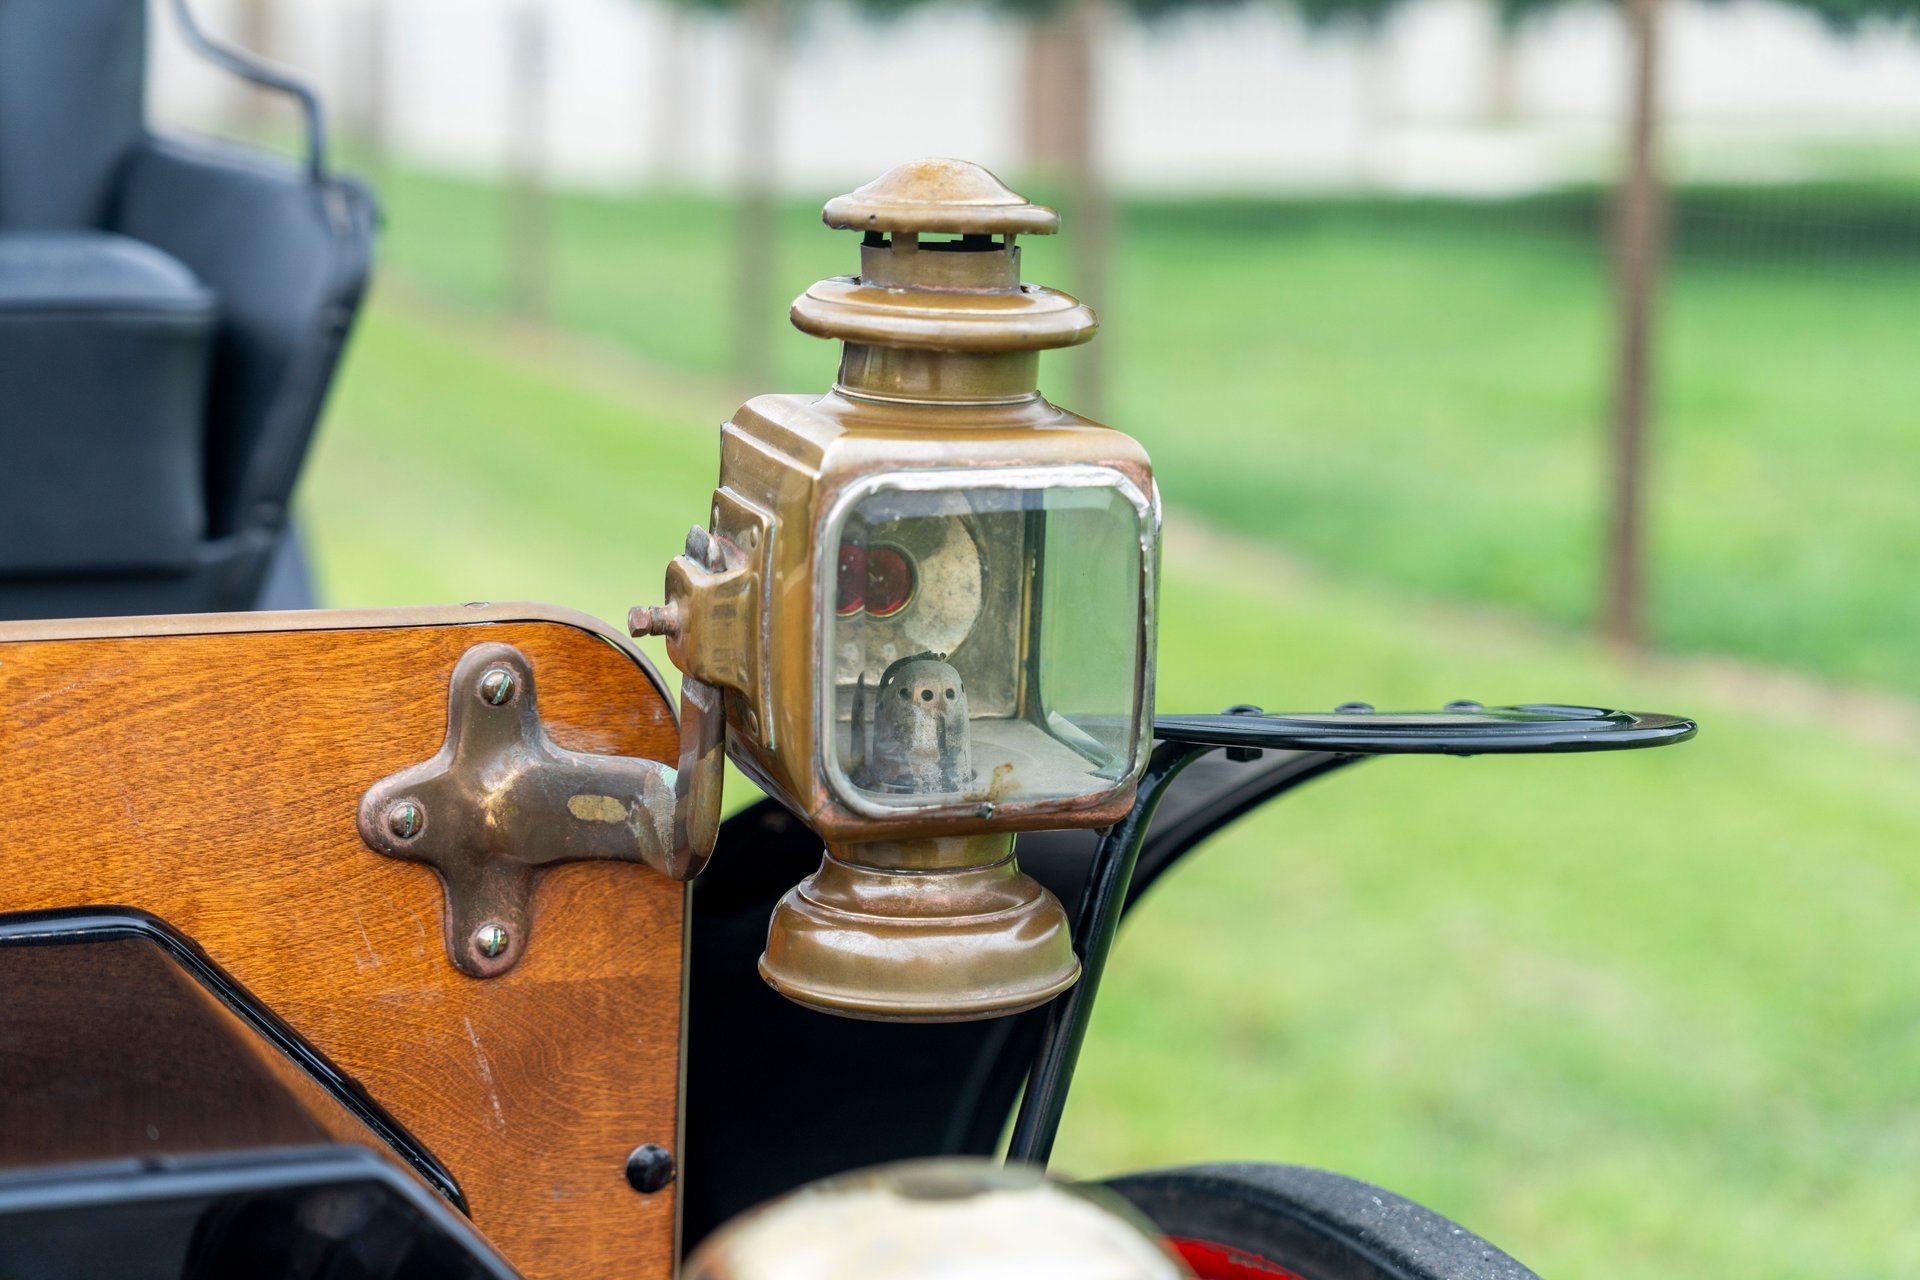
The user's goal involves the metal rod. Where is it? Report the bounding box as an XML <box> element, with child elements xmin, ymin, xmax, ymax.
<box><xmin>1005</xmin><ymin>738</ymin><xmax>1210</xmax><ymax>1166</ymax></box>
<box><xmin>1151</xmin><ymin>705</ymin><xmax>1695</xmax><ymax>756</ymax></box>
<box><xmin>170</xmin><ymin>0</ymin><xmax>328</xmax><ymax>182</ymax></box>
<box><xmin>1002</xmin><ymin>699</ymin><xmax>1696</xmax><ymax>1166</ymax></box>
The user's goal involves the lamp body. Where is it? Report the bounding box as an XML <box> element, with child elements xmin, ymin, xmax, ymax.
<box><xmin>703</xmin><ymin>388</ymin><xmax>1157</xmax><ymax>845</ymax></box>
<box><xmin>648</xmin><ymin>159</ymin><xmax>1160</xmax><ymax>1019</ymax></box>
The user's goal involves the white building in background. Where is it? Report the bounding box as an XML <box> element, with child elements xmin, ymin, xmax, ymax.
<box><xmin>149</xmin><ymin>0</ymin><xmax>1920</xmax><ymax>194</ymax></box>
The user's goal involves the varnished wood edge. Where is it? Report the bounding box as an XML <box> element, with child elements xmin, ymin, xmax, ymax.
<box><xmin>0</xmin><ymin>601</ymin><xmax>701</xmax><ymax>1256</ymax></box>
<box><xmin>0</xmin><ymin>602</ymin><xmax>678</xmax><ymax>730</ymax></box>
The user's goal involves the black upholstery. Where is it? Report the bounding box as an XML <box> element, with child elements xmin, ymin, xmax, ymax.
<box><xmin>0</xmin><ymin>232</ymin><xmax>216</xmax><ymax>574</ymax></box>
<box><xmin>115</xmin><ymin>136</ymin><xmax>373</xmax><ymax>541</ymax></box>
<box><xmin>0</xmin><ymin>0</ymin><xmax>373</xmax><ymax>617</ymax></box>
<box><xmin>0</xmin><ymin>0</ymin><xmax>146</xmax><ymax>229</ymax></box>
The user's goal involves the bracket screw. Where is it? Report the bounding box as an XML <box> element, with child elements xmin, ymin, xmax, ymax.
<box><xmin>1445</xmin><ymin>700</ymin><xmax>1485</xmax><ymax>713</ymax></box>
<box><xmin>1334</xmin><ymin>701</ymin><xmax>1375</xmax><ymax>715</ymax></box>
<box><xmin>627</xmin><ymin>604</ymin><xmax>681</xmax><ymax>638</ymax></box>
<box><xmin>387</xmin><ymin>801</ymin><xmax>423</xmax><ymax>841</ymax></box>
<box><xmin>474</xmin><ymin>922</ymin><xmax>511</xmax><ymax>960</ymax></box>
<box><xmin>479</xmin><ymin>667</ymin><xmax>517</xmax><ymax>706</ymax></box>
<box><xmin>1223</xmin><ymin>704</ymin><xmax>1265</xmax><ymax>763</ymax></box>
<box><xmin>624</xmin><ymin>1143</ymin><xmax>676</xmax><ymax>1194</ymax></box>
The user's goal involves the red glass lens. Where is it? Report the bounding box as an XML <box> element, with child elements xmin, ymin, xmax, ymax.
<box><xmin>865</xmin><ymin>546</ymin><xmax>914</xmax><ymax>618</ymax></box>
<box><xmin>835</xmin><ymin>543</ymin><xmax>867</xmax><ymax>616</ymax></box>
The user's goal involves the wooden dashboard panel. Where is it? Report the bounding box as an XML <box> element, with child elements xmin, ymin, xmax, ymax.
<box><xmin>0</xmin><ymin>605</ymin><xmax>684</xmax><ymax>1280</ymax></box>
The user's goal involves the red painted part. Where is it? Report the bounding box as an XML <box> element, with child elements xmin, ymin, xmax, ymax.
<box><xmin>1169</xmin><ymin>1236</ymin><xmax>1309</xmax><ymax>1280</ymax></box>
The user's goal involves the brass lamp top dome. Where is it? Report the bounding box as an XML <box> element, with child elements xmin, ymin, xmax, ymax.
<box><xmin>794</xmin><ymin>158</ymin><xmax>1096</xmax><ymax>358</ymax></box>
<box><xmin>822</xmin><ymin>158</ymin><xmax>1062</xmax><ymax>236</ymax></box>
<box><xmin>684</xmin><ymin>1159</ymin><xmax>1192</xmax><ymax>1280</ymax></box>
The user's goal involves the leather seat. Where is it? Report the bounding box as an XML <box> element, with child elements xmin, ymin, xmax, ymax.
<box><xmin>0</xmin><ymin>0</ymin><xmax>373</xmax><ymax>618</ymax></box>
<box><xmin>0</xmin><ymin>231</ymin><xmax>217</xmax><ymax>573</ymax></box>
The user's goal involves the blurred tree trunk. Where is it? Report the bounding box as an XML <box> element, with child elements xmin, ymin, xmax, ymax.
<box><xmin>1022</xmin><ymin>0</ymin><xmax>1110</xmax><ymax>417</ymax></box>
<box><xmin>352</xmin><ymin>0</ymin><xmax>393</xmax><ymax>179</ymax></box>
<box><xmin>1603</xmin><ymin>0</ymin><xmax>1665</xmax><ymax>651</ymax></box>
<box><xmin>1352</xmin><ymin>31</ymin><xmax>1396</xmax><ymax>189</ymax></box>
<box><xmin>1484</xmin><ymin>21</ymin><xmax>1519</xmax><ymax>125</ymax></box>
<box><xmin>233</xmin><ymin>0</ymin><xmax>275</xmax><ymax>136</ymax></box>
<box><xmin>650</xmin><ymin>3</ymin><xmax>691</xmax><ymax>186</ymax></box>
<box><xmin>1021</xmin><ymin>8</ymin><xmax>1075</xmax><ymax>169</ymax></box>
<box><xmin>732</xmin><ymin>0</ymin><xmax>781</xmax><ymax>390</ymax></box>
<box><xmin>506</xmin><ymin>0</ymin><xmax>553</xmax><ymax>323</ymax></box>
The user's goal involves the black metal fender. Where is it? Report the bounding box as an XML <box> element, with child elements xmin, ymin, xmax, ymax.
<box><xmin>1106</xmin><ymin>1163</ymin><xmax>1540</xmax><ymax>1280</ymax></box>
<box><xmin>680</xmin><ymin>747</ymin><xmax>1375</xmax><ymax>1244</ymax></box>
<box><xmin>682</xmin><ymin>705</ymin><xmax>1693</xmax><ymax>1247</ymax></box>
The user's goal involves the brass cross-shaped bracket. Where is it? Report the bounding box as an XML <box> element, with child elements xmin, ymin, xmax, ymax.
<box><xmin>357</xmin><ymin>641</ymin><xmax>723</xmax><ymax>977</ymax></box>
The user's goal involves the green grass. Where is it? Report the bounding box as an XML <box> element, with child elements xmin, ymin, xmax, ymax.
<box><xmin>361</xmin><ymin>167</ymin><xmax>1920</xmax><ymax>696</ymax></box>
<box><xmin>304</xmin><ymin>293</ymin><xmax>1920</xmax><ymax>1280</ymax></box>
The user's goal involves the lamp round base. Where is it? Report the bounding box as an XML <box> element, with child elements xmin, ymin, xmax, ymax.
<box><xmin>759</xmin><ymin>849</ymin><xmax>1080</xmax><ymax>1023</ymax></box>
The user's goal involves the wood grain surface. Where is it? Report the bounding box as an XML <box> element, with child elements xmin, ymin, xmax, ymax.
<box><xmin>0</xmin><ymin>608</ymin><xmax>685</xmax><ymax>1280</ymax></box>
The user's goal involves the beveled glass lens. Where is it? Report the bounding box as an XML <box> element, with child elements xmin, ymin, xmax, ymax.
<box><xmin>824</xmin><ymin>480</ymin><xmax>1146</xmax><ymax>813</ymax></box>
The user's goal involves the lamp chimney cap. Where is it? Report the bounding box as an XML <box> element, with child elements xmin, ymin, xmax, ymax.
<box><xmin>823</xmin><ymin>159</ymin><xmax>1060</xmax><ymax>237</ymax></box>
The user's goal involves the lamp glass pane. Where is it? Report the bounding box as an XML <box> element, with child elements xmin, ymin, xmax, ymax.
<box><xmin>825</xmin><ymin>480</ymin><xmax>1145</xmax><ymax>812</ymax></box>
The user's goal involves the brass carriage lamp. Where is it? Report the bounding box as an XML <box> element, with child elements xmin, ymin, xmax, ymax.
<box><xmin>637</xmin><ymin>159</ymin><xmax>1159</xmax><ymax>1022</ymax></box>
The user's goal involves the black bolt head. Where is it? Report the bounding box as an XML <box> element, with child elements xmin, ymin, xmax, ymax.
<box><xmin>1223</xmin><ymin>704</ymin><xmax>1265</xmax><ymax>762</ymax></box>
<box><xmin>625</xmin><ymin>1143</ymin><xmax>676</xmax><ymax>1194</ymax></box>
